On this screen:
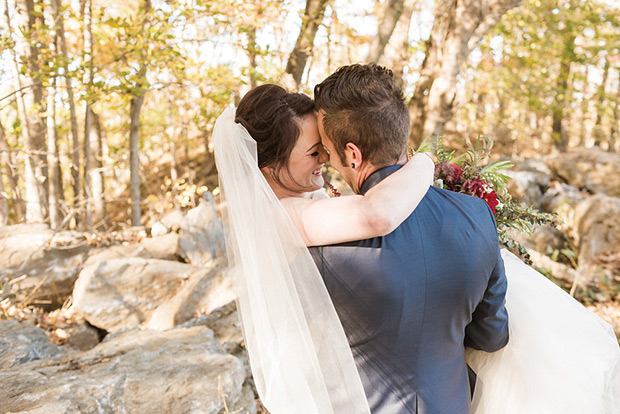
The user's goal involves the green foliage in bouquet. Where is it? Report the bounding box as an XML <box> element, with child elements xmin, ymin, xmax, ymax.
<box><xmin>411</xmin><ymin>136</ymin><xmax>557</xmax><ymax>264</ymax></box>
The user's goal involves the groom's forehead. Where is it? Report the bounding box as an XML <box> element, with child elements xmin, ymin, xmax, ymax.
<box><xmin>316</xmin><ymin>111</ymin><xmax>327</xmax><ymax>137</ymax></box>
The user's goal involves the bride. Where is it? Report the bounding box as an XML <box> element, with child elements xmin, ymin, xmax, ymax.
<box><xmin>213</xmin><ymin>82</ymin><xmax>620</xmax><ymax>413</ymax></box>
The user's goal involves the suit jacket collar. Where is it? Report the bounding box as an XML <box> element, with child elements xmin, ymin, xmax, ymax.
<box><xmin>360</xmin><ymin>164</ymin><xmax>404</xmax><ymax>195</ymax></box>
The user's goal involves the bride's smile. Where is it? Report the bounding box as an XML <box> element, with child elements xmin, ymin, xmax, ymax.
<box><xmin>270</xmin><ymin>113</ymin><xmax>330</xmax><ymax>198</ymax></box>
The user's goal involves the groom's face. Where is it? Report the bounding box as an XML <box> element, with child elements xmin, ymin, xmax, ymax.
<box><xmin>317</xmin><ymin>111</ymin><xmax>357</xmax><ymax>190</ymax></box>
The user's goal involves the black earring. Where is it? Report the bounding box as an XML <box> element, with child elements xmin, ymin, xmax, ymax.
<box><xmin>351</xmin><ymin>163</ymin><xmax>355</xmax><ymax>168</ymax></box>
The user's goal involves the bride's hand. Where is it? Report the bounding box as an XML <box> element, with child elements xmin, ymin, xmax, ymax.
<box><xmin>281</xmin><ymin>152</ymin><xmax>435</xmax><ymax>246</ymax></box>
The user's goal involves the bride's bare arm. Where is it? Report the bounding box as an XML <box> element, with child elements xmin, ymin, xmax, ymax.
<box><xmin>281</xmin><ymin>152</ymin><xmax>434</xmax><ymax>246</ymax></box>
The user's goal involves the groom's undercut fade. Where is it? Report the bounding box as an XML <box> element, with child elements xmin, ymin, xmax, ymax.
<box><xmin>314</xmin><ymin>63</ymin><xmax>410</xmax><ymax>167</ymax></box>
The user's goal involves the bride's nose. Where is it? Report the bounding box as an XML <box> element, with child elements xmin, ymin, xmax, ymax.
<box><xmin>318</xmin><ymin>145</ymin><xmax>330</xmax><ymax>163</ymax></box>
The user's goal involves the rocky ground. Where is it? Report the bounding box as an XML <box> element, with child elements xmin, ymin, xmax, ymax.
<box><xmin>0</xmin><ymin>194</ymin><xmax>257</xmax><ymax>414</ymax></box>
<box><xmin>0</xmin><ymin>147</ymin><xmax>619</xmax><ymax>413</ymax></box>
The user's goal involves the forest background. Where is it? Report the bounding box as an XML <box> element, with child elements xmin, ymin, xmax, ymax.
<box><xmin>1</xmin><ymin>0</ymin><xmax>620</xmax><ymax>301</ymax></box>
<box><xmin>1</xmin><ymin>0</ymin><xmax>619</xmax><ymax>229</ymax></box>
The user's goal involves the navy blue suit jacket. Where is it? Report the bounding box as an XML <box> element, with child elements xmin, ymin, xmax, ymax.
<box><xmin>310</xmin><ymin>165</ymin><xmax>509</xmax><ymax>414</ymax></box>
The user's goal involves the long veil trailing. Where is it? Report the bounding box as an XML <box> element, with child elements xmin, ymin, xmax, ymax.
<box><xmin>213</xmin><ymin>107</ymin><xmax>371</xmax><ymax>414</ymax></box>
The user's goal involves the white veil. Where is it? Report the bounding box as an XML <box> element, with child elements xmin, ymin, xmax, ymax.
<box><xmin>213</xmin><ymin>107</ymin><xmax>371</xmax><ymax>414</ymax></box>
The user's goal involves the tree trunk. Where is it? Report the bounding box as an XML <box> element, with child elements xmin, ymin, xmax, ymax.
<box><xmin>128</xmin><ymin>0</ymin><xmax>151</xmax><ymax>227</ymax></box>
<box><xmin>366</xmin><ymin>0</ymin><xmax>405</xmax><ymax>64</ymax></box>
<box><xmin>46</xmin><ymin>76</ymin><xmax>64</xmax><ymax>229</ymax></box>
<box><xmin>129</xmin><ymin>94</ymin><xmax>144</xmax><ymax>227</ymax></box>
<box><xmin>0</xmin><ymin>121</ymin><xmax>9</xmax><ymax>226</ymax></box>
<box><xmin>408</xmin><ymin>0</ymin><xmax>524</xmax><ymax>146</ymax></box>
<box><xmin>285</xmin><ymin>0</ymin><xmax>330</xmax><ymax>86</ymax></box>
<box><xmin>7</xmin><ymin>0</ymin><xmax>49</xmax><ymax>222</ymax></box>
<box><xmin>593</xmin><ymin>57</ymin><xmax>609</xmax><ymax>148</ymax></box>
<box><xmin>578</xmin><ymin>65</ymin><xmax>590</xmax><ymax>147</ymax></box>
<box><xmin>83</xmin><ymin>0</ymin><xmax>95</xmax><ymax>230</ymax></box>
<box><xmin>52</xmin><ymin>0</ymin><xmax>81</xmax><ymax>217</ymax></box>
<box><xmin>385</xmin><ymin>0</ymin><xmax>417</xmax><ymax>88</ymax></box>
<box><xmin>551</xmin><ymin>45</ymin><xmax>574</xmax><ymax>151</ymax></box>
<box><xmin>0</xmin><ymin>114</ymin><xmax>23</xmax><ymax>221</ymax></box>
<box><xmin>85</xmin><ymin>108</ymin><xmax>105</xmax><ymax>229</ymax></box>
<box><xmin>610</xmin><ymin>67</ymin><xmax>620</xmax><ymax>153</ymax></box>
<box><xmin>551</xmin><ymin>0</ymin><xmax>577</xmax><ymax>152</ymax></box>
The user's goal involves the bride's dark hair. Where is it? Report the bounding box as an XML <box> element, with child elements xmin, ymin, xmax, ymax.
<box><xmin>235</xmin><ymin>84</ymin><xmax>315</xmax><ymax>189</ymax></box>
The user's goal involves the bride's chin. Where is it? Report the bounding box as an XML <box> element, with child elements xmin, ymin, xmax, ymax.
<box><xmin>311</xmin><ymin>176</ymin><xmax>324</xmax><ymax>189</ymax></box>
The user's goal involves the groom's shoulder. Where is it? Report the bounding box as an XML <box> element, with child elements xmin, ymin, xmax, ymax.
<box><xmin>421</xmin><ymin>186</ymin><xmax>495</xmax><ymax>220</ymax></box>
<box><xmin>425</xmin><ymin>185</ymin><xmax>489</xmax><ymax>207</ymax></box>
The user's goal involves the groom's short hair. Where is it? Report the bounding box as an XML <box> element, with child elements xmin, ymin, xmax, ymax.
<box><xmin>314</xmin><ymin>64</ymin><xmax>409</xmax><ymax>167</ymax></box>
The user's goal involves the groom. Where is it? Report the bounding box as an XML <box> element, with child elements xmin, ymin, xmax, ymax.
<box><xmin>310</xmin><ymin>64</ymin><xmax>509</xmax><ymax>414</ymax></box>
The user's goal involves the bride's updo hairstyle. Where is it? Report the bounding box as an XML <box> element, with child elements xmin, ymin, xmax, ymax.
<box><xmin>235</xmin><ymin>84</ymin><xmax>315</xmax><ymax>189</ymax></box>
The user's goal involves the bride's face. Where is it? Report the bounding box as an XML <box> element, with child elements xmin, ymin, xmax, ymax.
<box><xmin>275</xmin><ymin>114</ymin><xmax>329</xmax><ymax>197</ymax></box>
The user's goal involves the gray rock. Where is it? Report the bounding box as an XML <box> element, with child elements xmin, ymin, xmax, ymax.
<box><xmin>572</xmin><ymin>194</ymin><xmax>620</xmax><ymax>269</ymax></box>
<box><xmin>511</xmin><ymin>224</ymin><xmax>568</xmax><ymax>255</ymax></box>
<box><xmin>540</xmin><ymin>182</ymin><xmax>587</xmax><ymax>213</ymax></box>
<box><xmin>73</xmin><ymin>257</ymin><xmax>197</xmax><ymax>332</ymax></box>
<box><xmin>83</xmin><ymin>232</ymin><xmax>180</xmax><ymax>268</ymax></box>
<box><xmin>182</xmin><ymin>301</ymin><xmax>244</xmax><ymax>355</ymax></box>
<box><xmin>161</xmin><ymin>209</ymin><xmax>185</xmax><ymax>233</ymax></box>
<box><xmin>526</xmin><ymin>249</ymin><xmax>579</xmax><ymax>284</ymax></box>
<box><xmin>146</xmin><ymin>260</ymin><xmax>235</xmax><ymax>331</ymax></box>
<box><xmin>139</xmin><ymin>232</ymin><xmax>179</xmax><ymax>261</ymax></box>
<box><xmin>150</xmin><ymin>220</ymin><xmax>170</xmax><ymax>236</ymax></box>
<box><xmin>0</xmin><ymin>223</ymin><xmax>54</xmax><ymax>270</ymax></box>
<box><xmin>178</xmin><ymin>193</ymin><xmax>225</xmax><ymax>266</ymax></box>
<box><xmin>64</xmin><ymin>323</ymin><xmax>101</xmax><ymax>351</ymax></box>
<box><xmin>0</xmin><ymin>319</ymin><xmax>66</xmax><ymax>369</ymax></box>
<box><xmin>545</xmin><ymin>148</ymin><xmax>620</xmax><ymax>197</ymax></box>
<box><xmin>0</xmin><ymin>225</ymin><xmax>91</xmax><ymax>308</ymax></box>
<box><xmin>0</xmin><ymin>326</ymin><xmax>256</xmax><ymax>414</ymax></box>
<box><xmin>83</xmin><ymin>244</ymin><xmax>152</xmax><ymax>267</ymax></box>
<box><xmin>74</xmin><ymin>256</ymin><xmax>234</xmax><ymax>333</ymax></box>
<box><xmin>519</xmin><ymin>157</ymin><xmax>553</xmax><ymax>177</ymax></box>
<box><xmin>504</xmin><ymin>170</ymin><xmax>546</xmax><ymax>209</ymax></box>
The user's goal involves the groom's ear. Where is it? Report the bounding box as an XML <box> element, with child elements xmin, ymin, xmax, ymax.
<box><xmin>344</xmin><ymin>142</ymin><xmax>363</xmax><ymax>169</ymax></box>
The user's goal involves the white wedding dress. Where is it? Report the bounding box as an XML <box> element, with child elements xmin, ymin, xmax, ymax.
<box><xmin>213</xmin><ymin>106</ymin><xmax>620</xmax><ymax>414</ymax></box>
<box><xmin>468</xmin><ymin>250</ymin><xmax>620</xmax><ymax>414</ymax></box>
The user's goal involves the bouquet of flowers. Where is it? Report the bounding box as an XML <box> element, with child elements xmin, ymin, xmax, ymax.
<box><xmin>411</xmin><ymin>135</ymin><xmax>556</xmax><ymax>264</ymax></box>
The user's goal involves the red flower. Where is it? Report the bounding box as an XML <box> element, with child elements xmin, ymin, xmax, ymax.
<box><xmin>462</xmin><ymin>179</ymin><xmax>499</xmax><ymax>213</ymax></box>
<box><xmin>482</xmin><ymin>190</ymin><xmax>499</xmax><ymax>214</ymax></box>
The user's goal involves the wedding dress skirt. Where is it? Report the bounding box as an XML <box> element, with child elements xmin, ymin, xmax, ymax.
<box><xmin>467</xmin><ymin>249</ymin><xmax>620</xmax><ymax>414</ymax></box>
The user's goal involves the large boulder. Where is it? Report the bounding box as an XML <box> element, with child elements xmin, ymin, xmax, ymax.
<box><xmin>0</xmin><ymin>225</ymin><xmax>91</xmax><ymax>308</ymax></box>
<box><xmin>73</xmin><ymin>258</ymin><xmax>195</xmax><ymax>332</ymax></box>
<box><xmin>73</xmin><ymin>257</ymin><xmax>234</xmax><ymax>332</ymax></box>
<box><xmin>178</xmin><ymin>193</ymin><xmax>225</xmax><ymax>266</ymax></box>
<box><xmin>540</xmin><ymin>182</ymin><xmax>587</xmax><ymax>213</ymax></box>
<box><xmin>150</xmin><ymin>209</ymin><xmax>185</xmax><ymax>237</ymax></box>
<box><xmin>0</xmin><ymin>326</ymin><xmax>256</xmax><ymax>414</ymax></box>
<box><xmin>511</xmin><ymin>224</ymin><xmax>568</xmax><ymax>256</ymax></box>
<box><xmin>571</xmin><ymin>194</ymin><xmax>620</xmax><ymax>269</ymax></box>
<box><xmin>146</xmin><ymin>261</ymin><xmax>235</xmax><ymax>331</ymax></box>
<box><xmin>83</xmin><ymin>232</ymin><xmax>180</xmax><ymax>267</ymax></box>
<box><xmin>504</xmin><ymin>170</ymin><xmax>548</xmax><ymax>209</ymax></box>
<box><xmin>0</xmin><ymin>319</ymin><xmax>66</xmax><ymax>369</ymax></box>
<box><xmin>545</xmin><ymin>148</ymin><xmax>620</xmax><ymax>197</ymax></box>
<box><xmin>182</xmin><ymin>301</ymin><xmax>244</xmax><ymax>355</ymax></box>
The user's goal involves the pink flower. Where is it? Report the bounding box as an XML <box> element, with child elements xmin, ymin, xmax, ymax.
<box><xmin>435</xmin><ymin>162</ymin><xmax>464</xmax><ymax>191</ymax></box>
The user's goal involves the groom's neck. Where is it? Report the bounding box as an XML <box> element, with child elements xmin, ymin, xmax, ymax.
<box><xmin>353</xmin><ymin>152</ymin><xmax>407</xmax><ymax>194</ymax></box>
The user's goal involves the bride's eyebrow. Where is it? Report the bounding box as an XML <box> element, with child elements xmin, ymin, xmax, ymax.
<box><xmin>306</xmin><ymin>142</ymin><xmax>321</xmax><ymax>153</ymax></box>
